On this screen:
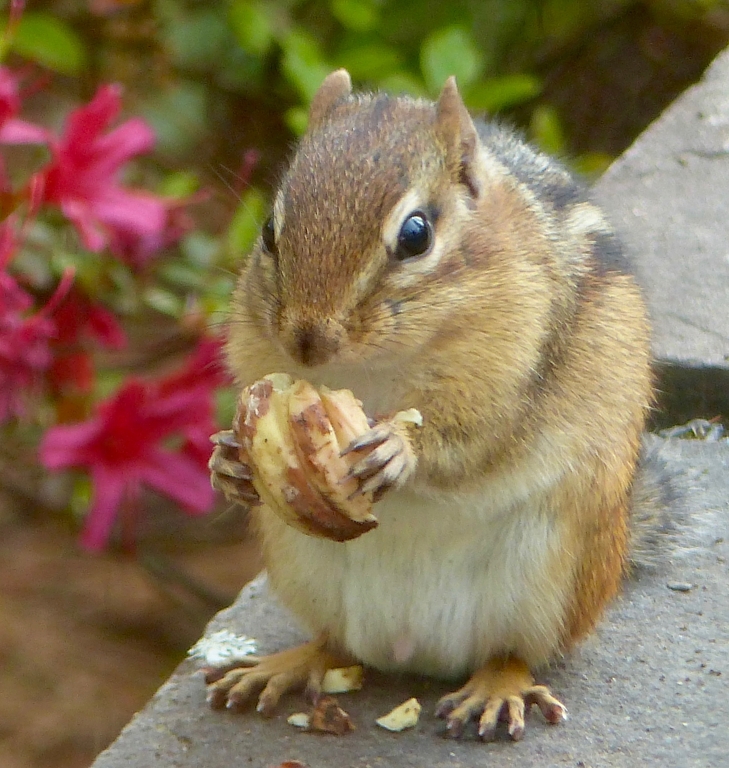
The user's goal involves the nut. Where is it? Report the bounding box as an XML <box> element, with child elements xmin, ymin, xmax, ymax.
<box><xmin>235</xmin><ymin>374</ymin><xmax>378</xmax><ymax>542</ymax></box>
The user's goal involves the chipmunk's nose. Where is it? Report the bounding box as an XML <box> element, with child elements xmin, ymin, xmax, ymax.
<box><xmin>285</xmin><ymin>318</ymin><xmax>343</xmax><ymax>367</ymax></box>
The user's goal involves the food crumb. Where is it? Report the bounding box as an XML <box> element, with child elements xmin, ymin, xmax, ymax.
<box><xmin>375</xmin><ymin>698</ymin><xmax>421</xmax><ymax>731</ymax></box>
<box><xmin>321</xmin><ymin>666</ymin><xmax>364</xmax><ymax>693</ymax></box>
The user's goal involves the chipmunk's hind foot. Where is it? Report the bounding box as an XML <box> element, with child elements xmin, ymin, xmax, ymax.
<box><xmin>205</xmin><ymin>636</ymin><xmax>341</xmax><ymax>716</ymax></box>
<box><xmin>436</xmin><ymin>656</ymin><xmax>567</xmax><ymax>741</ymax></box>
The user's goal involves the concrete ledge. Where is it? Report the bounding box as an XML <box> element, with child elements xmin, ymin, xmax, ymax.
<box><xmin>595</xmin><ymin>49</ymin><xmax>729</xmax><ymax>369</ymax></box>
<box><xmin>91</xmin><ymin>440</ymin><xmax>728</xmax><ymax>768</ymax></box>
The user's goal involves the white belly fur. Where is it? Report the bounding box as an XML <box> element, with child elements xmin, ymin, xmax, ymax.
<box><xmin>261</xmin><ymin>481</ymin><xmax>572</xmax><ymax>680</ymax></box>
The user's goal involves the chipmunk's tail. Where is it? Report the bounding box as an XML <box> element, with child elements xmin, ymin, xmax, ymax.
<box><xmin>627</xmin><ymin>437</ymin><xmax>687</xmax><ymax>572</ymax></box>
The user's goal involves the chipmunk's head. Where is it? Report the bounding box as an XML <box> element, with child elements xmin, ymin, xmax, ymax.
<box><xmin>238</xmin><ymin>69</ymin><xmax>491</xmax><ymax>371</ymax></box>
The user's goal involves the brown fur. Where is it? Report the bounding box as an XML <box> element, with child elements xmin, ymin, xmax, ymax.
<box><xmin>221</xmin><ymin>71</ymin><xmax>655</xmax><ymax>733</ymax></box>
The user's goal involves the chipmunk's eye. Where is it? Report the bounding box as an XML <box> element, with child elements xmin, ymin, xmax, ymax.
<box><xmin>395</xmin><ymin>212</ymin><xmax>432</xmax><ymax>260</ymax></box>
<box><xmin>261</xmin><ymin>216</ymin><xmax>277</xmax><ymax>256</ymax></box>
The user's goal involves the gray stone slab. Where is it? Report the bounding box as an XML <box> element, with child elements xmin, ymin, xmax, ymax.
<box><xmin>594</xmin><ymin>49</ymin><xmax>729</xmax><ymax>368</ymax></box>
<box><xmin>91</xmin><ymin>438</ymin><xmax>729</xmax><ymax>768</ymax></box>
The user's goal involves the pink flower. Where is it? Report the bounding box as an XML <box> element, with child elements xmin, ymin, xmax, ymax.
<box><xmin>48</xmin><ymin>351</ymin><xmax>95</xmax><ymax>398</ymax></box>
<box><xmin>109</xmin><ymin>199</ymin><xmax>193</xmax><ymax>269</ymax></box>
<box><xmin>157</xmin><ymin>335</ymin><xmax>230</xmax><ymax>397</ymax></box>
<box><xmin>0</xmin><ymin>274</ymin><xmax>54</xmax><ymax>420</ymax></box>
<box><xmin>0</xmin><ymin>211</ymin><xmax>15</xmax><ymax>263</ymax></box>
<box><xmin>53</xmin><ymin>287</ymin><xmax>127</xmax><ymax>350</ymax></box>
<box><xmin>0</xmin><ymin>67</ymin><xmax>49</xmax><ymax>145</ymax></box>
<box><xmin>0</xmin><ymin>259</ymin><xmax>73</xmax><ymax>423</ymax></box>
<box><xmin>39</xmin><ymin>339</ymin><xmax>225</xmax><ymax>551</ymax></box>
<box><xmin>156</xmin><ymin>336</ymin><xmax>230</xmax><ymax>466</ymax></box>
<box><xmin>46</xmin><ymin>288</ymin><xmax>127</xmax><ymax>396</ymax></box>
<box><xmin>39</xmin><ymin>84</ymin><xmax>166</xmax><ymax>253</ymax></box>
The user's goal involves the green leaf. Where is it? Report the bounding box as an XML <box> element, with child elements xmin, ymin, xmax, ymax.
<box><xmin>529</xmin><ymin>104</ymin><xmax>566</xmax><ymax>156</ymax></box>
<box><xmin>420</xmin><ymin>25</ymin><xmax>483</xmax><ymax>94</ymax></box>
<box><xmin>330</xmin><ymin>0</ymin><xmax>379</xmax><ymax>32</ymax></box>
<box><xmin>140</xmin><ymin>82</ymin><xmax>208</xmax><ymax>155</ymax></box>
<box><xmin>215</xmin><ymin>386</ymin><xmax>237</xmax><ymax>429</ymax></box>
<box><xmin>378</xmin><ymin>72</ymin><xmax>428</xmax><ymax>97</ymax></box>
<box><xmin>10</xmin><ymin>13</ymin><xmax>86</xmax><ymax>75</ymax></box>
<box><xmin>158</xmin><ymin>170</ymin><xmax>200</xmax><ymax>198</ymax></box>
<box><xmin>571</xmin><ymin>151</ymin><xmax>613</xmax><ymax>178</ymax></box>
<box><xmin>165</xmin><ymin>9</ymin><xmax>228</xmax><ymax>70</ymax></box>
<box><xmin>95</xmin><ymin>370</ymin><xmax>128</xmax><ymax>402</ymax></box>
<box><xmin>539</xmin><ymin>0</ymin><xmax>591</xmax><ymax>43</ymax></box>
<box><xmin>182</xmin><ymin>231</ymin><xmax>220</xmax><ymax>267</ymax></box>
<box><xmin>284</xmin><ymin>106</ymin><xmax>309</xmax><ymax>135</ymax></box>
<box><xmin>70</xmin><ymin>476</ymin><xmax>93</xmax><ymax>520</ymax></box>
<box><xmin>204</xmin><ymin>274</ymin><xmax>237</xmax><ymax>307</ymax></box>
<box><xmin>227</xmin><ymin>187</ymin><xmax>267</xmax><ymax>258</ymax></box>
<box><xmin>215</xmin><ymin>43</ymin><xmax>266</xmax><ymax>92</ymax></box>
<box><xmin>107</xmin><ymin>261</ymin><xmax>140</xmax><ymax>314</ymax></box>
<box><xmin>280</xmin><ymin>30</ymin><xmax>331</xmax><ymax>103</ymax></box>
<box><xmin>465</xmin><ymin>74</ymin><xmax>541</xmax><ymax>113</ymax></box>
<box><xmin>143</xmin><ymin>287</ymin><xmax>184</xmax><ymax>317</ymax></box>
<box><xmin>159</xmin><ymin>262</ymin><xmax>207</xmax><ymax>290</ymax></box>
<box><xmin>229</xmin><ymin>0</ymin><xmax>274</xmax><ymax>56</ymax></box>
<box><xmin>335</xmin><ymin>43</ymin><xmax>403</xmax><ymax>81</ymax></box>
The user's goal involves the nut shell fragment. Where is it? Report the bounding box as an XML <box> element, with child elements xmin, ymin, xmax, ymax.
<box><xmin>309</xmin><ymin>696</ymin><xmax>355</xmax><ymax>735</ymax></box>
<box><xmin>286</xmin><ymin>695</ymin><xmax>357</xmax><ymax>736</ymax></box>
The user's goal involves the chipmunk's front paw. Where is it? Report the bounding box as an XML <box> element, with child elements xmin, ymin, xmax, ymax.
<box><xmin>436</xmin><ymin>656</ymin><xmax>567</xmax><ymax>741</ymax></box>
<box><xmin>341</xmin><ymin>411</ymin><xmax>419</xmax><ymax>500</ymax></box>
<box><xmin>209</xmin><ymin>430</ymin><xmax>260</xmax><ymax>507</ymax></box>
<box><xmin>205</xmin><ymin>636</ymin><xmax>342</xmax><ymax>716</ymax></box>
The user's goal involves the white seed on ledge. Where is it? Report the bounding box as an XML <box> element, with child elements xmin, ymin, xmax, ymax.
<box><xmin>287</xmin><ymin>712</ymin><xmax>311</xmax><ymax>729</ymax></box>
<box><xmin>321</xmin><ymin>666</ymin><xmax>364</xmax><ymax>693</ymax></box>
<box><xmin>188</xmin><ymin>630</ymin><xmax>257</xmax><ymax>666</ymax></box>
<box><xmin>375</xmin><ymin>698</ymin><xmax>421</xmax><ymax>731</ymax></box>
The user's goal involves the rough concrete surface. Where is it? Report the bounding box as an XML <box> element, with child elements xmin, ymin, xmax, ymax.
<box><xmin>91</xmin><ymin>441</ymin><xmax>728</xmax><ymax>768</ymax></box>
<box><xmin>90</xmin><ymin>48</ymin><xmax>729</xmax><ymax>768</ymax></box>
<box><xmin>594</xmin><ymin>49</ymin><xmax>729</xmax><ymax>368</ymax></box>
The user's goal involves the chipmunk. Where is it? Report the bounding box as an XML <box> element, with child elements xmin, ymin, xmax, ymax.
<box><xmin>207</xmin><ymin>69</ymin><xmax>661</xmax><ymax>741</ymax></box>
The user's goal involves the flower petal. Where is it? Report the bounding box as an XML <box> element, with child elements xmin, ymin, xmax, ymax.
<box><xmin>157</xmin><ymin>336</ymin><xmax>230</xmax><ymax>396</ymax></box>
<box><xmin>80</xmin><ymin>464</ymin><xmax>127</xmax><ymax>551</ymax></box>
<box><xmin>39</xmin><ymin>419</ymin><xmax>104</xmax><ymax>468</ymax></box>
<box><xmin>62</xmin><ymin>84</ymin><xmax>122</xmax><ymax>154</ymax></box>
<box><xmin>139</xmin><ymin>448</ymin><xmax>214</xmax><ymax>514</ymax></box>
<box><xmin>87</xmin><ymin>303</ymin><xmax>127</xmax><ymax>349</ymax></box>
<box><xmin>59</xmin><ymin>198</ymin><xmax>108</xmax><ymax>251</ymax></box>
<box><xmin>92</xmin><ymin>118</ymin><xmax>155</xmax><ymax>174</ymax></box>
<box><xmin>0</xmin><ymin>118</ymin><xmax>50</xmax><ymax>145</ymax></box>
<box><xmin>91</xmin><ymin>188</ymin><xmax>167</xmax><ymax>238</ymax></box>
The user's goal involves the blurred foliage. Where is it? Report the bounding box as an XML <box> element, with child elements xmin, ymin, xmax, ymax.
<box><xmin>12</xmin><ymin>11</ymin><xmax>86</xmax><ymax>74</ymax></box>
<box><xmin>4</xmin><ymin>0</ymin><xmax>728</xmax><ymax>198</ymax></box>
<box><xmin>1</xmin><ymin>0</ymin><xmax>727</xmax><ymax>383</ymax></box>
<box><xmin>0</xmin><ymin>0</ymin><xmax>728</xmax><ymax>542</ymax></box>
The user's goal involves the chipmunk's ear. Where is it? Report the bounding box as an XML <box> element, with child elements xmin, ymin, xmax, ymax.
<box><xmin>308</xmin><ymin>69</ymin><xmax>352</xmax><ymax>131</ymax></box>
<box><xmin>435</xmin><ymin>77</ymin><xmax>481</xmax><ymax>198</ymax></box>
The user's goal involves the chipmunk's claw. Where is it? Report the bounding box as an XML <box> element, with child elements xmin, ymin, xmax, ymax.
<box><xmin>204</xmin><ymin>637</ymin><xmax>342</xmax><ymax>715</ymax></box>
<box><xmin>209</xmin><ymin>429</ymin><xmax>260</xmax><ymax>506</ymax></box>
<box><xmin>341</xmin><ymin>423</ymin><xmax>392</xmax><ymax>455</ymax></box>
<box><xmin>436</xmin><ymin>657</ymin><xmax>567</xmax><ymax>742</ymax></box>
<box><xmin>211</xmin><ymin>430</ymin><xmax>243</xmax><ymax>449</ymax></box>
<box><xmin>524</xmin><ymin>685</ymin><xmax>569</xmax><ymax>724</ymax></box>
<box><xmin>341</xmin><ymin>418</ymin><xmax>417</xmax><ymax>499</ymax></box>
